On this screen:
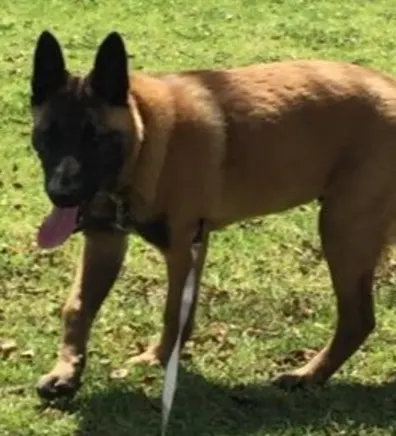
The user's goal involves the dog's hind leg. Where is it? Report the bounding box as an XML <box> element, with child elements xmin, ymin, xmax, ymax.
<box><xmin>36</xmin><ymin>230</ymin><xmax>127</xmax><ymax>400</ymax></box>
<box><xmin>273</xmin><ymin>170</ymin><xmax>392</xmax><ymax>389</ymax></box>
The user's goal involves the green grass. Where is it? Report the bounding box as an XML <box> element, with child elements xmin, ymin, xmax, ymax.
<box><xmin>3</xmin><ymin>0</ymin><xmax>396</xmax><ymax>434</ymax></box>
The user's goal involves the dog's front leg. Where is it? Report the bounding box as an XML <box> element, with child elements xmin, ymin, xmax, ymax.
<box><xmin>36</xmin><ymin>230</ymin><xmax>128</xmax><ymax>400</ymax></box>
<box><xmin>131</xmin><ymin>224</ymin><xmax>209</xmax><ymax>366</ymax></box>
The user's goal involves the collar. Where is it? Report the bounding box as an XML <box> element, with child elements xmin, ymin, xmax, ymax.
<box><xmin>73</xmin><ymin>191</ymin><xmax>132</xmax><ymax>234</ymax></box>
<box><xmin>74</xmin><ymin>191</ymin><xmax>205</xmax><ymax>244</ymax></box>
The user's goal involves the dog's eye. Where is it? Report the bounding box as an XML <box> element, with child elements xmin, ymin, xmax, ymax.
<box><xmin>33</xmin><ymin>123</ymin><xmax>59</xmax><ymax>154</ymax></box>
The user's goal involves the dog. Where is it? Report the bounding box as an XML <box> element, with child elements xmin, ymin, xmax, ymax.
<box><xmin>30</xmin><ymin>29</ymin><xmax>396</xmax><ymax>400</ymax></box>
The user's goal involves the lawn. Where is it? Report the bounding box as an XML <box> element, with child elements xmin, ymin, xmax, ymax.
<box><xmin>2</xmin><ymin>0</ymin><xmax>396</xmax><ymax>434</ymax></box>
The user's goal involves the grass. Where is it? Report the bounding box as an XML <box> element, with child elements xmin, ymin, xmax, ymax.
<box><xmin>2</xmin><ymin>0</ymin><xmax>396</xmax><ymax>434</ymax></box>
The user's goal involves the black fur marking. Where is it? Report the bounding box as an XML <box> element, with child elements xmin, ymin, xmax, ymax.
<box><xmin>131</xmin><ymin>216</ymin><xmax>170</xmax><ymax>250</ymax></box>
<box><xmin>76</xmin><ymin>213</ymin><xmax>171</xmax><ymax>251</ymax></box>
<box><xmin>31</xmin><ymin>77</ymin><xmax>126</xmax><ymax>209</ymax></box>
<box><xmin>74</xmin><ymin>194</ymin><xmax>204</xmax><ymax>251</ymax></box>
<box><xmin>77</xmin><ymin>211</ymin><xmax>171</xmax><ymax>251</ymax></box>
<box><xmin>31</xmin><ymin>31</ymin><xmax>67</xmax><ymax>106</ymax></box>
<box><xmin>132</xmin><ymin>216</ymin><xmax>204</xmax><ymax>249</ymax></box>
<box><xmin>91</xmin><ymin>32</ymin><xmax>129</xmax><ymax>106</ymax></box>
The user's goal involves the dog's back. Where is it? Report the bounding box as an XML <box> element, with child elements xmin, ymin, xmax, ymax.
<box><xmin>130</xmin><ymin>60</ymin><xmax>396</xmax><ymax>227</ymax></box>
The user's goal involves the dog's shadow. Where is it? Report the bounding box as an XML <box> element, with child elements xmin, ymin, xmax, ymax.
<box><xmin>67</xmin><ymin>366</ymin><xmax>396</xmax><ymax>436</ymax></box>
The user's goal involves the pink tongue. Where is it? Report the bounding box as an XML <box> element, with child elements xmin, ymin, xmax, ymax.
<box><xmin>37</xmin><ymin>207</ymin><xmax>79</xmax><ymax>249</ymax></box>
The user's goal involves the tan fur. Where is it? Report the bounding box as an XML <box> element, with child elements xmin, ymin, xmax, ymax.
<box><xmin>118</xmin><ymin>59</ymin><xmax>396</xmax><ymax>383</ymax></box>
<box><xmin>37</xmin><ymin>58</ymin><xmax>396</xmax><ymax>397</ymax></box>
<box><xmin>122</xmin><ymin>61</ymin><xmax>396</xmax><ymax>227</ymax></box>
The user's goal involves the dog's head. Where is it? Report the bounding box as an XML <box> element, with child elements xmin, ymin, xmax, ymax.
<box><xmin>30</xmin><ymin>31</ymin><xmax>139</xmax><ymax>249</ymax></box>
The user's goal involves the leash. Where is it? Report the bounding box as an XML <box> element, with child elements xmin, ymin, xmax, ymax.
<box><xmin>161</xmin><ymin>241</ymin><xmax>200</xmax><ymax>435</ymax></box>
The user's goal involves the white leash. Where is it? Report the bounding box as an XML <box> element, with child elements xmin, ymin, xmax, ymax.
<box><xmin>161</xmin><ymin>244</ymin><xmax>199</xmax><ymax>435</ymax></box>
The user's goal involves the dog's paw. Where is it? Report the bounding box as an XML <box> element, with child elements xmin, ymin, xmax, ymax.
<box><xmin>128</xmin><ymin>344</ymin><xmax>163</xmax><ymax>367</ymax></box>
<box><xmin>271</xmin><ymin>369</ymin><xmax>322</xmax><ymax>392</ymax></box>
<box><xmin>36</xmin><ymin>367</ymin><xmax>82</xmax><ymax>401</ymax></box>
<box><xmin>272</xmin><ymin>371</ymin><xmax>308</xmax><ymax>391</ymax></box>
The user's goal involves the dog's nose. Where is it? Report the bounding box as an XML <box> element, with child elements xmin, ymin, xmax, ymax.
<box><xmin>47</xmin><ymin>156</ymin><xmax>82</xmax><ymax>208</ymax></box>
<box><xmin>47</xmin><ymin>180</ymin><xmax>82</xmax><ymax>208</ymax></box>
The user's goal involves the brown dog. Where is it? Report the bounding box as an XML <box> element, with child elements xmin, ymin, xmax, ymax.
<box><xmin>30</xmin><ymin>30</ymin><xmax>396</xmax><ymax>400</ymax></box>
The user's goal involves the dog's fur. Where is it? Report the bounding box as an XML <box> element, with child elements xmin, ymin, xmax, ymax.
<box><xmin>31</xmin><ymin>30</ymin><xmax>396</xmax><ymax>399</ymax></box>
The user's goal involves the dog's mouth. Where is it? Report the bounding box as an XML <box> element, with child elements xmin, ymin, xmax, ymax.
<box><xmin>36</xmin><ymin>192</ymin><xmax>132</xmax><ymax>250</ymax></box>
<box><xmin>37</xmin><ymin>205</ymin><xmax>80</xmax><ymax>249</ymax></box>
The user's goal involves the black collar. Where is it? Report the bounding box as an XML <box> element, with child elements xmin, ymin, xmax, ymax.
<box><xmin>74</xmin><ymin>191</ymin><xmax>134</xmax><ymax>234</ymax></box>
<box><xmin>74</xmin><ymin>191</ymin><xmax>205</xmax><ymax>249</ymax></box>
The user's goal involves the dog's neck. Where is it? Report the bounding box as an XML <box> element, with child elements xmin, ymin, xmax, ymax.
<box><xmin>117</xmin><ymin>74</ymin><xmax>176</xmax><ymax>219</ymax></box>
<box><xmin>74</xmin><ymin>188</ymin><xmax>153</xmax><ymax>234</ymax></box>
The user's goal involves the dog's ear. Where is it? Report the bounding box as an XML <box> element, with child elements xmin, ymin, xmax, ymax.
<box><xmin>31</xmin><ymin>31</ymin><xmax>66</xmax><ymax>106</ymax></box>
<box><xmin>91</xmin><ymin>32</ymin><xmax>129</xmax><ymax>106</ymax></box>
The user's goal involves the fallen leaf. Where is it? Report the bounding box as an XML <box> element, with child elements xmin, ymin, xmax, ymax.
<box><xmin>243</xmin><ymin>327</ymin><xmax>265</xmax><ymax>338</ymax></box>
<box><xmin>0</xmin><ymin>385</ymin><xmax>27</xmax><ymax>396</ymax></box>
<box><xmin>1</xmin><ymin>339</ymin><xmax>17</xmax><ymax>359</ymax></box>
<box><xmin>127</xmin><ymin>341</ymin><xmax>146</xmax><ymax>356</ymax></box>
<box><xmin>109</xmin><ymin>368</ymin><xmax>129</xmax><ymax>380</ymax></box>
<box><xmin>140</xmin><ymin>374</ymin><xmax>156</xmax><ymax>386</ymax></box>
<box><xmin>275</xmin><ymin>348</ymin><xmax>318</xmax><ymax>367</ymax></box>
<box><xmin>20</xmin><ymin>349</ymin><xmax>34</xmax><ymax>360</ymax></box>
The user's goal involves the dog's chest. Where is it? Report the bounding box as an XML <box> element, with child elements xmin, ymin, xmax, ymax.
<box><xmin>74</xmin><ymin>192</ymin><xmax>171</xmax><ymax>250</ymax></box>
<box><xmin>74</xmin><ymin>192</ymin><xmax>205</xmax><ymax>251</ymax></box>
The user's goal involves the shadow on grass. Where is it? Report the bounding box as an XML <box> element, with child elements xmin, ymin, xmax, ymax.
<box><xmin>69</xmin><ymin>366</ymin><xmax>396</xmax><ymax>436</ymax></box>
